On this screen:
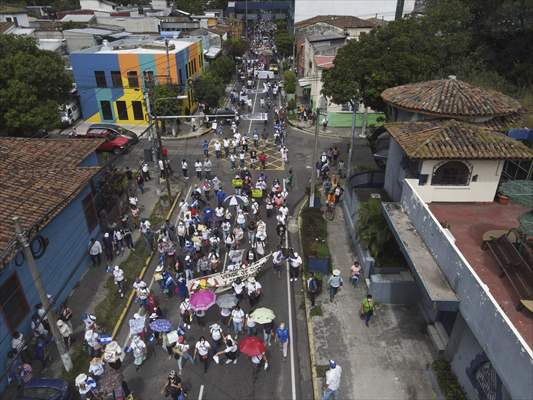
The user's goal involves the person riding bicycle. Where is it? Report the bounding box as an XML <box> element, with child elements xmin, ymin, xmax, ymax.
<box><xmin>326</xmin><ymin>191</ymin><xmax>336</xmax><ymax>208</ymax></box>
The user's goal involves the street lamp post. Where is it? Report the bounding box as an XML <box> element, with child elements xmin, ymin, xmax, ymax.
<box><xmin>148</xmin><ymin>94</ymin><xmax>188</xmax><ymax>202</ymax></box>
<box><xmin>309</xmin><ymin>96</ymin><xmax>326</xmax><ymax>208</ymax></box>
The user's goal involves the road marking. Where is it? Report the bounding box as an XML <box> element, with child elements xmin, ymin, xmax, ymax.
<box><xmin>198</xmin><ymin>384</ymin><xmax>205</xmax><ymax>400</ymax></box>
<box><xmin>247</xmin><ymin>78</ymin><xmax>262</xmax><ymax>136</ymax></box>
<box><xmin>284</xmin><ymin>178</ymin><xmax>297</xmax><ymax>400</ymax></box>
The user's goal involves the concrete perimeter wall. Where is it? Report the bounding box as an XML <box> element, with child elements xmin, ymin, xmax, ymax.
<box><xmin>400</xmin><ymin>179</ymin><xmax>533</xmax><ymax>400</ymax></box>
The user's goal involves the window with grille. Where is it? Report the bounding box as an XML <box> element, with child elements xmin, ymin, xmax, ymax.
<box><xmin>111</xmin><ymin>71</ymin><xmax>122</xmax><ymax>88</ymax></box>
<box><xmin>116</xmin><ymin>101</ymin><xmax>128</xmax><ymax>120</ymax></box>
<box><xmin>0</xmin><ymin>274</ymin><xmax>29</xmax><ymax>333</ymax></box>
<box><xmin>432</xmin><ymin>161</ymin><xmax>471</xmax><ymax>186</ymax></box>
<box><xmin>95</xmin><ymin>71</ymin><xmax>107</xmax><ymax>88</ymax></box>
<box><xmin>127</xmin><ymin>71</ymin><xmax>139</xmax><ymax>88</ymax></box>
<box><xmin>100</xmin><ymin>101</ymin><xmax>113</xmax><ymax>120</ymax></box>
<box><xmin>82</xmin><ymin>193</ymin><xmax>98</xmax><ymax>232</ymax></box>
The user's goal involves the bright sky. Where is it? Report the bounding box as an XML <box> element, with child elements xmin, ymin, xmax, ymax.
<box><xmin>294</xmin><ymin>0</ymin><xmax>416</xmax><ymax>22</ymax></box>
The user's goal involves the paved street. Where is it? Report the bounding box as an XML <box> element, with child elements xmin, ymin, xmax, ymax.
<box><xmin>110</xmin><ymin>67</ymin><xmax>346</xmax><ymax>399</ymax></box>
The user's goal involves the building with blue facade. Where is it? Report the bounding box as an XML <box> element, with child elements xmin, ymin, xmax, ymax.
<box><xmin>0</xmin><ymin>138</ymin><xmax>103</xmax><ymax>391</ymax></box>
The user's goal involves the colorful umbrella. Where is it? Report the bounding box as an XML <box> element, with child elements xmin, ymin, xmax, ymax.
<box><xmin>190</xmin><ymin>289</ymin><xmax>216</xmax><ymax>311</ymax></box>
<box><xmin>224</xmin><ymin>194</ymin><xmax>248</xmax><ymax>207</ymax></box>
<box><xmin>249</xmin><ymin>307</ymin><xmax>276</xmax><ymax>324</ymax></box>
<box><xmin>149</xmin><ymin>319</ymin><xmax>172</xmax><ymax>333</ymax></box>
<box><xmin>216</xmin><ymin>293</ymin><xmax>238</xmax><ymax>309</ymax></box>
<box><xmin>239</xmin><ymin>336</ymin><xmax>266</xmax><ymax>357</ymax></box>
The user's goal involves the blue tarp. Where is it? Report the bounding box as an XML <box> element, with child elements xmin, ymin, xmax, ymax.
<box><xmin>507</xmin><ymin>128</ymin><xmax>533</xmax><ymax>142</ymax></box>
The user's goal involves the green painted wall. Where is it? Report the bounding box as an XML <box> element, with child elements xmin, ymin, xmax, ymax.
<box><xmin>327</xmin><ymin>111</ymin><xmax>385</xmax><ymax>128</ymax></box>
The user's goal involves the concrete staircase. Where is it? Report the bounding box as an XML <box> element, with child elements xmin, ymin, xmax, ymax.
<box><xmin>427</xmin><ymin>321</ymin><xmax>449</xmax><ymax>355</ymax></box>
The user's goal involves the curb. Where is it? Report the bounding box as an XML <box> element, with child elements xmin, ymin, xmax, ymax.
<box><xmin>111</xmin><ymin>189</ymin><xmax>182</xmax><ymax>339</ymax></box>
<box><xmin>161</xmin><ymin>128</ymin><xmax>213</xmax><ymax>141</ymax></box>
<box><xmin>296</xmin><ymin>198</ymin><xmax>321</xmax><ymax>400</ymax></box>
<box><xmin>287</xmin><ymin>120</ymin><xmax>350</xmax><ymax>139</ymax></box>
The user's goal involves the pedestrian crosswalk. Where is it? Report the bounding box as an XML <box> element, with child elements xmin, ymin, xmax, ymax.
<box><xmin>208</xmin><ymin>138</ymin><xmax>284</xmax><ymax>170</ymax></box>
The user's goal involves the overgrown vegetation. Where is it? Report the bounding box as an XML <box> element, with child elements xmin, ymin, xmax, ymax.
<box><xmin>310</xmin><ymin>305</ymin><xmax>323</xmax><ymax>317</ymax></box>
<box><xmin>223</xmin><ymin>38</ymin><xmax>249</xmax><ymax>60</ymax></box>
<box><xmin>357</xmin><ymin>199</ymin><xmax>406</xmax><ymax>268</ymax></box>
<box><xmin>432</xmin><ymin>360</ymin><xmax>467</xmax><ymax>400</ymax></box>
<box><xmin>301</xmin><ymin>207</ymin><xmax>330</xmax><ymax>272</ymax></box>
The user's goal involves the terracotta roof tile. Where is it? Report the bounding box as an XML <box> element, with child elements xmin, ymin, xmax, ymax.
<box><xmin>0</xmin><ymin>138</ymin><xmax>103</xmax><ymax>260</ymax></box>
<box><xmin>381</xmin><ymin>78</ymin><xmax>523</xmax><ymax>118</ymax></box>
<box><xmin>385</xmin><ymin>120</ymin><xmax>533</xmax><ymax>160</ymax></box>
<box><xmin>296</xmin><ymin>15</ymin><xmax>377</xmax><ymax>29</ymax></box>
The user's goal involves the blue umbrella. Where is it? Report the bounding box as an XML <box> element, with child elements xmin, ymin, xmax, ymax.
<box><xmin>149</xmin><ymin>319</ymin><xmax>172</xmax><ymax>333</ymax></box>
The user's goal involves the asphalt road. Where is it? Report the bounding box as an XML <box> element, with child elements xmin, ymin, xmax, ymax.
<box><xmin>112</xmin><ymin>50</ymin><xmax>348</xmax><ymax>397</ymax></box>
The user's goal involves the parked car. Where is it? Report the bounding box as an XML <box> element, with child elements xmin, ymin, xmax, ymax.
<box><xmin>16</xmin><ymin>378</ymin><xmax>73</xmax><ymax>400</ymax></box>
<box><xmin>212</xmin><ymin>108</ymin><xmax>237</xmax><ymax>124</ymax></box>
<box><xmin>87</xmin><ymin>124</ymin><xmax>139</xmax><ymax>144</ymax></box>
<box><xmin>78</xmin><ymin>128</ymin><xmax>131</xmax><ymax>154</ymax></box>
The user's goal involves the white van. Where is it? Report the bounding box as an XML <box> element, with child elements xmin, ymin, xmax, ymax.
<box><xmin>59</xmin><ymin>101</ymin><xmax>80</xmax><ymax>127</ymax></box>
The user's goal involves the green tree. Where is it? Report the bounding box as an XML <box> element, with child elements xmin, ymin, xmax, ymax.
<box><xmin>209</xmin><ymin>55</ymin><xmax>235</xmax><ymax>84</ymax></box>
<box><xmin>223</xmin><ymin>38</ymin><xmax>249</xmax><ymax>59</ymax></box>
<box><xmin>191</xmin><ymin>72</ymin><xmax>225</xmax><ymax>111</ymax></box>
<box><xmin>283</xmin><ymin>70</ymin><xmax>297</xmax><ymax>94</ymax></box>
<box><xmin>0</xmin><ymin>35</ymin><xmax>72</xmax><ymax>136</ymax></box>
<box><xmin>174</xmin><ymin>0</ymin><xmax>206</xmax><ymax>14</ymax></box>
<box><xmin>357</xmin><ymin>199</ymin><xmax>391</xmax><ymax>260</ymax></box>
<box><xmin>322</xmin><ymin>0</ymin><xmax>475</xmax><ymax>110</ymax></box>
<box><xmin>150</xmin><ymin>84</ymin><xmax>184</xmax><ymax>116</ymax></box>
<box><xmin>274</xmin><ymin>31</ymin><xmax>294</xmax><ymax>57</ymax></box>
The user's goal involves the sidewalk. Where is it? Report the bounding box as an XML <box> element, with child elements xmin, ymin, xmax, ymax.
<box><xmin>288</xmin><ymin>118</ymin><xmax>357</xmax><ymax>138</ymax></box>
<box><xmin>1</xmin><ymin>167</ymin><xmax>181</xmax><ymax>400</ymax></box>
<box><xmin>304</xmin><ymin>207</ymin><xmax>438</xmax><ymax>400</ymax></box>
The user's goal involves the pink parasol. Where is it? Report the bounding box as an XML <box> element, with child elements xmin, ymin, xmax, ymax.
<box><xmin>189</xmin><ymin>289</ymin><xmax>216</xmax><ymax>311</ymax></box>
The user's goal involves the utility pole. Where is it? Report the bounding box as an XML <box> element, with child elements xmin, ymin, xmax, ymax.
<box><xmin>309</xmin><ymin>106</ymin><xmax>321</xmax><ymax>208</ymax></box>
<box><xmin>12</xmin><ymin>217</ymin><xmax>73</xmax><ymax>372</ymax></box>
<box><xmin>346</xmin><ymin>99</ymin><xmax>357</xmax><ymax>179</ymax></box>
<box><xmin>165</xmin><ymin>38</ymin><xmax>171</xmax><ymax>86</ymax></box>
<box><xmin>155</xmin><ymin>118</ymin><xmax>173</xmax><ymax>201</ymax></box>
<box><xmin>144</xmin><ymin>88</ymin><xmax>159</xmax><ymax>166</ymax></box>
<box><xmin>395</xmin><ymin>0</ymin><xmax>405</xmax><ymax>20</ymax></box>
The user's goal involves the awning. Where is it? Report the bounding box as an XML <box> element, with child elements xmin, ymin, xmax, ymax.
<box><xmin>298</xmin><ymin>78</ymin><xmax>311</xmax><ymax>88</ymax></box>
<box><xmin>382</xmin><ymin>202</ymin><xmax>459</xmax><ymax>310</ymax></box>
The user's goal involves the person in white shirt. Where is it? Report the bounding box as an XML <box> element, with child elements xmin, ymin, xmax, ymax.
<box><xmin>232</xmin><ymin>278</ymin><xmax>245</xmax><ymax>300</ymax></box>
<box><xmin>323</xmin><ymin>360</ymin><xmax>342</xmax><ymax>400</ymax></box>
<box><xmin>179</xmin><ymin>298</ymin><xmax>192</xmax><ymax>329</ymax></box>
<box><xmin>113</xmin><ymin>265</ymin><xmax>125</xmax><ymax>298</ymax></box>
<box><xmin>174</xmin><ymin>338</ymin><xmax>194</xmax><ymax>374</ymax></box>
<box><xmin>128</xmin><ymin>195</ymin><xmax>138</xmax><ymax>207</ymax></box>
<box><xmin>213</xmin><ymin>140</ymin><xmax>222</xmax><ymax>159</ymax></box>
<box><xmin>194</xmin><ymin>337</ymin><xmax>212</xmax><ymax>372</ymax></box>
<box><xmin>88</xmin><ymin>239</ymin><xmax>103</xmax><ymax>266</ymax></box>
<box><xmin>230</xmin><ymin>305</ymin><xmax>245</xmax><ymax>336</ymax></box>
<box><xmin>158</xmin><ymin>159</ymin><xmax>166</xmax><ymax>179</ymax></box>
<box><xmin>272</xmin><ymin>248</ymin><xmax>285</xmax><ymax>279</ymax></box>
<box><xmin>289</xmin><ymin>252</ymin><xmax>303</xmax><ymax>282</ymax></box>
<box><xmin>209</xmin><ymin>323</ymin><xmax>224</xmax><ymax>352</ymax></box>
<box><xmin>194</xmin><ymin>160</ymin><xmax>203</xmax><ymax>179</ymax></box>
<box><xmin>246</xmin><ymin>277</ymin><xmax>262</xmax><ymax>307</ymax></box>
<box><xmin>213</xmin><ymin>335</ymin><xmax>238</xmax><ymax>365</ymax></box>
<box><xmin>57</xmin><ymin>319</ymin><xmax>72</xmax><ymax>348</ymax></box>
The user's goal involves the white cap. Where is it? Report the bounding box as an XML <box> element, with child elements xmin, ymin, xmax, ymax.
<box><xmin>114</xmin><ymin>265</ymin><xmax>120</xmax><ymax>271</ymax></box>
<box><xmin>75</xmin><ymin>374</ymin><xmax>88</xmax><ymax>386</ymax></box>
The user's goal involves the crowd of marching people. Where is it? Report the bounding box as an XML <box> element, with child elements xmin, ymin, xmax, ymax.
<box><xmin>72</xmin><ymin>30</ymin><xmax>297</xmax><ymax>399</ymax></box>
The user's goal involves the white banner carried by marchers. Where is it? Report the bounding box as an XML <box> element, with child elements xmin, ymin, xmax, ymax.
<box><xmin>187</xmin><ymin>253</ymin><xmax>272</xmax><ymax>293</ymax></box>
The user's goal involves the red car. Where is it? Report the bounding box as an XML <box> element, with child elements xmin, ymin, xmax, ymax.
<box><xmin>82</xmin><ymin>128</ymin><xmax>131</xmax><ymax>154</ymax></box>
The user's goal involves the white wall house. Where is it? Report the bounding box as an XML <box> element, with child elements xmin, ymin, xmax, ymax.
<box><xmin>0</xmin><ymin>9</ymin><xmax>30</xmax><ymax>27</ymax></box>
<box><xmin>384</xmin><ymin>120</ymin><xmax>532</xmax><ymax>203</ymax></box>
<box><xmin>80</xmin><ymin>0</ymin><xmax>117</xmax><ymax>12</ymax></box>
